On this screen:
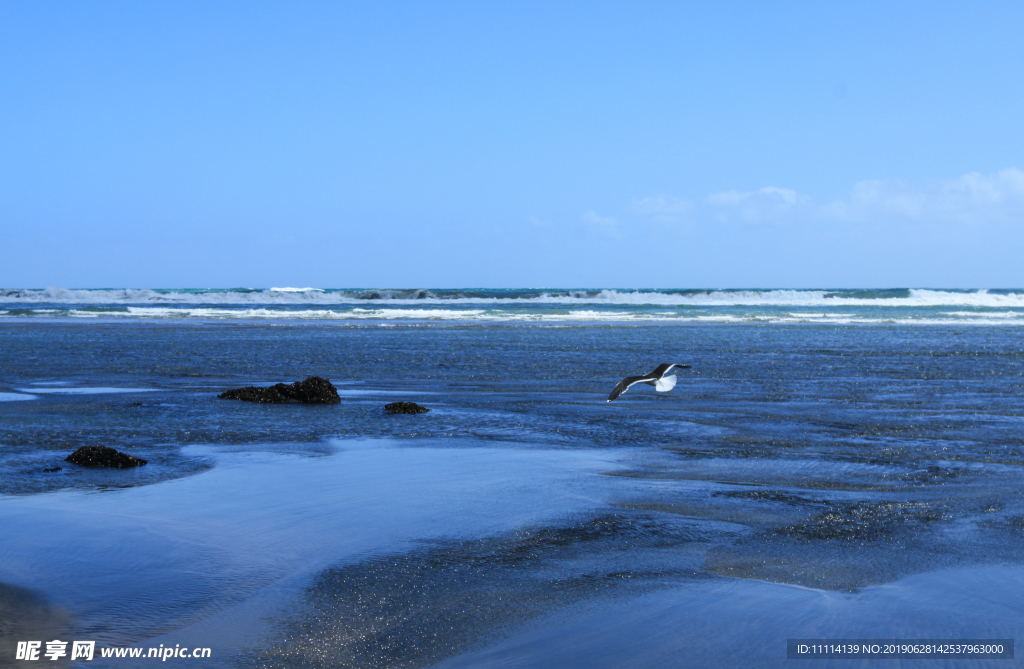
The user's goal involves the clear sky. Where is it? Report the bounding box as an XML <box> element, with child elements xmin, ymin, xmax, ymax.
<box><xmin>2</xmin><ymin>1</ymin><xmax>1023</xmax><ymax>288</ymax></box>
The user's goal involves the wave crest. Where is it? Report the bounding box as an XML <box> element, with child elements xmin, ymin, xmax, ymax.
<box><xmin>3</xmin><ymin>287</ymin><xmax>1023</xmax><ymax>308</ymax></box>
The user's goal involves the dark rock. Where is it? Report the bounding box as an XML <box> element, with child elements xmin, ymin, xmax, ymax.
<box><xmin>219</xmin><ymin>376</ymin><xmax>341</xmax><ymax>404</ymax></box>
<box><xmin>385</xmin><ymin>401</ymin><xmax>430</xmax><ymax>415</ymax></box>
<box><xmin>66</xmin><ymin>446</ymin><xmax>148</xmax><ymax>469</ymax></box>
<box><xmin>42</xmin><ymin>467</ymin><xmax>62</xmax><ymax>473</ymax></box>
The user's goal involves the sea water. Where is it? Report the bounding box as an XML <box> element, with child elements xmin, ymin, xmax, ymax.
<box><xmin>3</xmin><ymin>286</ymin><xmax>1024</xmax><ymax>324</ymax></box>
<box><xmin>1</xmin><ymin>288</ymin><xmax>1023</xmax><ymax>668</ymax></box>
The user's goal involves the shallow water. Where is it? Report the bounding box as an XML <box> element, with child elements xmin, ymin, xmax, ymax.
<box><xmin>1</xmin><ymin>320</ymin><xmax>1023</xmax><ymax>667</ymax></box>
<box><xmin>1</xmin><ymin>444</ymin><xmax>629</xmax><ymax>653</ymax></box>
<box><xmin>436</xmin><ymin>565</ymin><xmax>1024</xmax><ymax>669</ymax></box>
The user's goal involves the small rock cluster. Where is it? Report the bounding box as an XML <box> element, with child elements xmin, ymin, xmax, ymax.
<box><xmin>219</xmin><ymin>376</ymin><xmax>341</xmax><ymax>404</ymax></box>
<box><xmin>58</xmin><ymin>379</ymin><xmax>431</xmax><ymax>477</ymax></box>
<box><xmin>66</xmin><ymin>446</ymin><xmax>148</xmax><ymax>469</ymax></box>
<box><xmin>385</xmin><ymin>401</ymin><xmax>430</xmax><ymax>414</ymax></box>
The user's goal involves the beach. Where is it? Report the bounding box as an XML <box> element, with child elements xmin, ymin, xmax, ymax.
<box><xmin>2</xmin><ymin>289</ymin><xmax>1023</xmax><ymax>667</ymax></box>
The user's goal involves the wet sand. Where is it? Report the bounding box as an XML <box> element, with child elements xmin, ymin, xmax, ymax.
<box><xmin>3</xmin><ymin>440</ymin><xmax>1021</xmax><ymax>668</ymax></box>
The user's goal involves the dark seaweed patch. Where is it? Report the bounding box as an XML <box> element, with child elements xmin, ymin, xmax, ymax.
<box><xmin>713</xmin><ymin>489</ymin><xmax>824</xmax><ymax>505</ymax></box>
<box><xmin>777</xmin><ymin>500</ymin><xmax>948</xmax><ymax>541</ymax></box>
<box><xmin>979</xmin><ymin>514</ymin><xmax>1024</xmax><ymax>533</ymax></box>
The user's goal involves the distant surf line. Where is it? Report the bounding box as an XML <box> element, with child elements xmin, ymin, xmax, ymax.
<box><xmin>2</xmin><ymin>306</ymin><xmax>1023</xmax><ymax>326</ymax></box>
<box><xmin>3</xmin><ymin>287</ymin><xmax>1024</xmax><ymax>309</ymax></box>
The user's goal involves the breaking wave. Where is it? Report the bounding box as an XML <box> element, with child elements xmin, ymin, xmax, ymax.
<box><xmin>3</xmin><ymin>287</ymin><xmax>1024</xmax><ymax>308</ymax></box>
<box><xmin>2</xmin><ymin>287</ymin><xmax>1023</xmax><ymax>324</ymax></box>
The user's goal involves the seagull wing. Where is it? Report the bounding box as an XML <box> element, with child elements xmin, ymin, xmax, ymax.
<box><xmin>650</xmin><ymin>363</ymin><xmax>691</xmax><ymax>378</ymax></box>
<box><xmin>648</xmin><ymin>364</ymin><xmax>674</xmax><ymax>378</ymax></box>
<box><xmin>608</xmin><ymin>375</ymin><xmax>648</xmax><ymax>402</ymax></box>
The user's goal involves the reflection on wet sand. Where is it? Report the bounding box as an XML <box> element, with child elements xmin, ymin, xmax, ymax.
<box><xmin>0</xmin><ymin>583</ymin><xmax>70</xmax><ymax>669</ymax></box>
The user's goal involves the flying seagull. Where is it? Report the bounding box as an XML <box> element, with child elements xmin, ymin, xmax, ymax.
<box><xmin>608</xmin><ymin>363</ymin><xmax>691</xmax><ymax>402</ymax></box>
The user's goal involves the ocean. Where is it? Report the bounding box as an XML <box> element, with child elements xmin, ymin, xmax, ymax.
<box><xmin>4</xmin><ymin>287</ymin><xmax>1024</xmax><ymax>324</ymax></box>
<box><xmin>2</xmin><ymin>288</ymin><xmax>1023</xmax><ymax>668</ymax></box>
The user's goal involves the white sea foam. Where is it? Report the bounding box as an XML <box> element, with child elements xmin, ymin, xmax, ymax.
<box><xmin>4</xmin><ymin>286</ymin><xmax>1024</xmax><ymax>325</ymax></box>
<box><xmin>4</xmin><ymin>287</ymin><xmax>1024</xmax><ymax>308</ymax></box>
<box><xmin>5</xmin><ymin>306</ymin><xmax>1009</xmax><ymax>326</ymax></box>
<box><xmin>942</xmin><ymin>310</ymin><xmax>1024</xmax><ymax>319</ymax></box>
<box><xmin>16</xmin><ymin>387</ymin><xmax>162</xmax><ymax>395</ymax></box>
<box><xmin>0</xmin><ymin>392</ymin><xmax>38</xmax><ymax>402</ymax></box>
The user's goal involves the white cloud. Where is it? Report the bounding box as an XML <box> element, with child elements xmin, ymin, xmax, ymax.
<box><xmin>619</xmin><ymin>167</ymin><xmax>1024</xmax><ymax>232</ymax></box>
<box><xmin>632</xmin><ymin>195</ymin><xmax>692</xmax><ymax>222</ymax></box>
<box><xmin>580</xmin><ymin>210</ymin><xmax>624</xmax><ymax>238</ymax></box>
<box><xmin>707</xmin><ymin>186</ymin><xmax>810</xmax><ymax>223</ymax></box>
<box><xmin>820</xmin><ymin>168</ymin><xmax>1024</xmax><ymax>224</ymax></box>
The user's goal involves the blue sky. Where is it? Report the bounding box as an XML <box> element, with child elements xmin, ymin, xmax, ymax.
<box><xmin>2</xmin><ymin>1</ymin><xmax>1023</xmax><ymax>288</ymax></box>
